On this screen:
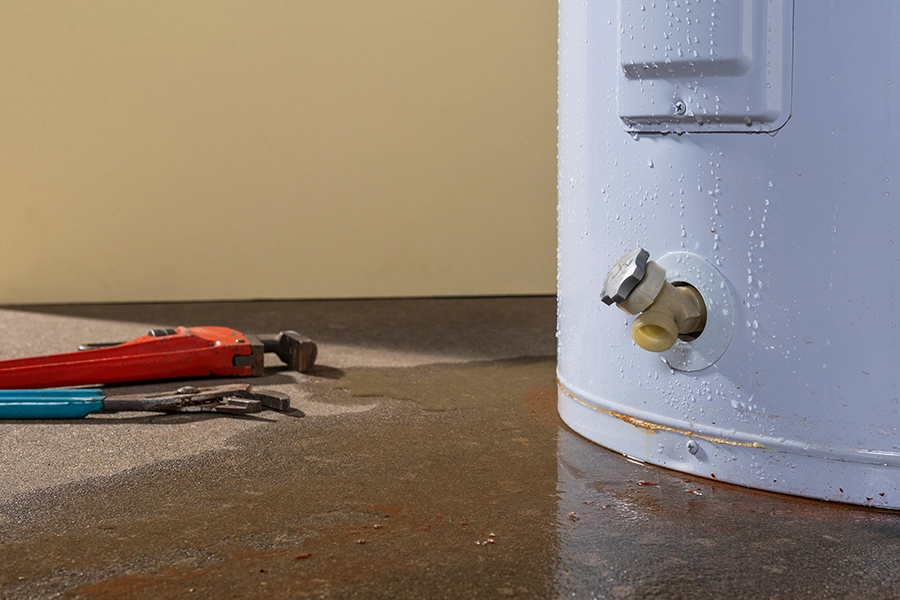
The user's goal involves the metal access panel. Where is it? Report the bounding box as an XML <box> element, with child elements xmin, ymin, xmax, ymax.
<box><xmin>617</xmin><ymin>0</ymin><xmax>793</xmax><ymax>133</ymax></box>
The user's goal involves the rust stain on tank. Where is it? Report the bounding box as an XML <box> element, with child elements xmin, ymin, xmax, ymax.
<box><xmin>557</xmin><ymin>379</ymin><xmax>766</xmax><ymax>449</ymax></box>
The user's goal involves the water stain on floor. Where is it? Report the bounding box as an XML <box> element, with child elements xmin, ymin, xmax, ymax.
<box><xmin>5</xmin><ymin>353</ymin><xmax>900</xmax><ymax>599</ymax></box>
<box><xmin>0</xmin><ymin>357</ymin><xmax>562</xmax><ymax>599</ymax></box>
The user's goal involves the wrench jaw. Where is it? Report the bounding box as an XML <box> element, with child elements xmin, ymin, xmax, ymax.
<box><xmin>102</xmin><ymin>384</ymin><xmax>290</xmax><ymax>415</ymax></box>
<box><xmin>277</xmin><ymin>331</ymin><xmax>318</xmax><ymax>373</ymax></box>
<box><xmin>233</xmin><ymin>332</ymin><xmax>317</xmax><ymax>375</ymax></box>
<box><xmin>245</xmin><ymin>332</ymin><xmax>318</xmax><ymax>373</ymax></box>
<box><xmin>204</xmin><ymin>398</ymin><xmax>263</xmax><ymax>415</ymax></box>
<box><xmin>235</xmin><ymin>388</ymin><xmax>291</xmax><ymax>411</ymax></box>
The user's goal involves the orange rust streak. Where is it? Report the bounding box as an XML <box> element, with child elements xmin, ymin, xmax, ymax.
<box><xmin>557</xmin><ymin>378</ymin><xmax>766</xmax><ymax>449</ymax></box>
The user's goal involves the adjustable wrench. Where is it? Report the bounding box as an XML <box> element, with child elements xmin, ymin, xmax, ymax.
<box><xmin>0</xmin><ymin>384</ymin><xmax>291</xmax><ymax>418</ymax></box>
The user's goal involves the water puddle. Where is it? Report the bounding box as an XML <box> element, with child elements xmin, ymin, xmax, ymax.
<box><xmin>3</xmin><ymin>355</ymin><xmax>900</xmax><ymax>598</ymax></box>
<box><xmin>0</xmin><ymin>357</ymin><xmax>563</xmax><ymax>598</ymax></box>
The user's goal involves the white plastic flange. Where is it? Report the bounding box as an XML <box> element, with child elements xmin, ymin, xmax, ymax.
<box><xmin>656</xmin><ymin>252</ymin><xmax>735</xmax><ymax>372</ymax></box>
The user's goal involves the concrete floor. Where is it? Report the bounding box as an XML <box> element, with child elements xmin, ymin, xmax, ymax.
<box><xmin>0</xmin><ymin>297</ymin><xmax>898</xmax><ymax>599</ymax></box>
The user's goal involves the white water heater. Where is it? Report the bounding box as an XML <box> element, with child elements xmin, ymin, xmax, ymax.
<box><xmin>557</xmin><ymin>0</ymin><xmax>900</xmax><ymax>508</ymax></box>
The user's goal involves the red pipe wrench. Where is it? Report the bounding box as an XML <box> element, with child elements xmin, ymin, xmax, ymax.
<box><xmin>0</xmin><ymin>326</ymin><xmax>317</xmax><ymax>389</ymax></box>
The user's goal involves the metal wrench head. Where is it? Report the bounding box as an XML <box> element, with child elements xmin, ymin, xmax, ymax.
<box><xmin>242</xmin><ymin>332</ymin><xmax>318</xmax><ymax>373</ymax></box>
<box><xmin>232</xmin><ymin>387</ymin><xmax>291</xmax><ymax>411</ymax></box>
<box><xmin>103</xmin><ymin>384</ymin><xmax>291</xmax><ymax>414</ymax></box>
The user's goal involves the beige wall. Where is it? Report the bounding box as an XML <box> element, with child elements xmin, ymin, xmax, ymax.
<box><xmin>0</xmin><ymin>1</ymin><xmax>557</xmax><ymax>304</ymax></box>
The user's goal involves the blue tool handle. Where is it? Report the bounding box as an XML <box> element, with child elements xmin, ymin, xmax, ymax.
<box><xmin>0</xmin><ymin>389</ymin><xmax>105</xmax><ymax>419</ymax></box>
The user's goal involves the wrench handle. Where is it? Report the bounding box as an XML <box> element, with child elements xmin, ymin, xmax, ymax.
<box><xmin>0</xmin><ymin>389</ymin><xmax>105</xmax><ymax>419</ymax></box>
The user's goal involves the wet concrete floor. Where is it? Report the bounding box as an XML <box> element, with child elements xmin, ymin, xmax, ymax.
<box><xmin>0</xmin><ymin>297</ymin><xmax>899</xmax><ymax>598</ymax></box>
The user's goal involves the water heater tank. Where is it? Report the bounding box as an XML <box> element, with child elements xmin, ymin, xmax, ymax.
<box><xmin>557</xmin><ymin>0</ymin><xmax>900</xmax><ymax>508</ymax></box>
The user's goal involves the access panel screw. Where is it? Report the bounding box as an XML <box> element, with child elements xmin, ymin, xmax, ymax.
<box><xmin>687</xmin><ymin>440</ymin><xmax>699</xmax><ymax>455</ymax></box>
<box><xmin>674</xmin><ymin>101</ymin><xmax>687</xmax><ymax>116</ymax></box>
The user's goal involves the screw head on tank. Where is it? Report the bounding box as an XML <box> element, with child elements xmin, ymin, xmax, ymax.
<box><xmin>687</xmin><ymin>439</ymin><xmax>700</xmax><ymax>455</ymax></box>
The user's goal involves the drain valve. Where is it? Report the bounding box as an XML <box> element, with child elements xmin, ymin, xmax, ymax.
<box><xmin>601</xmin><ymin>248</ymin><xmax>707</xmax><ymax>352</ymax></box>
